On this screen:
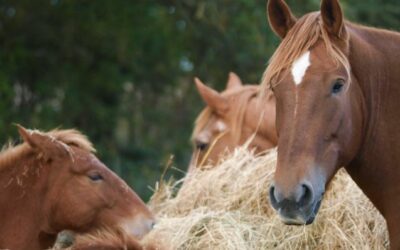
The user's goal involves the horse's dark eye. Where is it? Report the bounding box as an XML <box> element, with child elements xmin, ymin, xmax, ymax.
<box><xmin>196</xmin><ymin>142</ymin><xmax>208</xmax><ymax>151</ymax></box>
<box><xmin>332</xmin><ymin>79</ymin><xmax>345</xmax><ymax>94</ymax></box>
<box><xmin>88</xmin><ymin>173</ymin><xmax>103</xmax><ymax>181</ymax></box>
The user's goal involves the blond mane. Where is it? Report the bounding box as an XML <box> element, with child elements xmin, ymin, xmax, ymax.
<box><xmin>192</xmin><ymin>86</ymin><xmax>259</xmax><ymax>144</ymax></box>
<box><xmin>47</xmin><ymin>129</ymin><xmax>95</xmax><ymax>153</ymax></box>
<box><xmin>0</xmin><ymin>128</ymin><xmax>95</xmax><ymax>171</ymax></box>
<box><xmin>61</xmin><ymin>227</ymin><xmax>145</xmax><ymax>250</ymax></box>
<box><xmin>261</xmin><ymin>12</ymin><xmax>350</xmax><ymax>92</ymax></box>
<box><xmin>72</xmin><ymin>227</ymin><xmax>128</xmax><ymax>246</ymax></box>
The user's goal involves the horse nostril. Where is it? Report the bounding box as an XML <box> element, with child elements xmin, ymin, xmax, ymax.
<box><xmin>269</xmin><ymin>185</ymin><xmax>279</xmax><ymax>209</ymax></box>
<box><xmin>298</xmin><ymin>183</ymin><xmax>314</xmax><ymax>206</ymax></box>
<box><xmin>270</xmin><ymin>182</ymin><xmax>314</xmax><ymax>211</ymax></box>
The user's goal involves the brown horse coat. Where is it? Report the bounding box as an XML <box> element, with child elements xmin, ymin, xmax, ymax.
<box><xmin>189</xmin><ymin>72</ymin><xmax>277</xmax><ymax>170</ymax></box>
<box><xmin>264</xmin><ymin>0</ymin><xmax>400</xmax><ymax>248</ymax></box>
<box><xmin>0</xmin><ymin>126</ymin><xmax>154</xmax><ymax>250</ymax></box>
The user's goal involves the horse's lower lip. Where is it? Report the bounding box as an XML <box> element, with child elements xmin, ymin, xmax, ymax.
<box><xmin>283</xmin><ymin>221</ymin><xmax>305</xmax><ymax>226</ymax></box>
<box><xmin>279</xmin><ymin>197</ymin><xmax>323</xmax><ymax>225</ymax></box>
<box><xmin>281</xmin><ymin>216</ymin><xmax>307</xmax><ymax>225</ymax></box>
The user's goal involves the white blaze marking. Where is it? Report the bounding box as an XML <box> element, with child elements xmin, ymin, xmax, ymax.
<box><xmin>197</xmin><ymin>132</ymin><xmax>211</xmax><ymax>144</ymax></box>
<box><xmin>291</xmin><ymin>51</ymin><xmax>311</xmax><ymax>85</ymax></box>
<box><xmin>216</xmin><ymin>120</ymin><xmax>227</xmax><ymax>132</ymax></box>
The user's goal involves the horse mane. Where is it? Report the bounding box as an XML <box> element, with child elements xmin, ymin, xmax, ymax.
<box><xmin>261</xmin><ymin>12</ymin><xmax>350</xmax><ymax>92</ymax></box>
<box><xmin>73</xmin><ymin>228</ymin><xmax>125</xmax><ymax>245</ymax></box>
<box><xmin>0</xmin><ymin>128</ymin><xmax>95</xmax><ymax>171</ymax></box>
<box><xmin>192</xmin><ymin>85</ymin><xmax>259</xmax><ymax>144</ymax></box>
<box><xmin>47</xmin><ymin>129</ymin><xmax>95</xmax><ymax>153</ymax></box>
<box><xmin>71</xmin><ymin>227</ymin><xmax>145</xmax><ymax>250</ymax></box>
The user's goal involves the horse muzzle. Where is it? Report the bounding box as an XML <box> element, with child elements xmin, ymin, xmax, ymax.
<box><xmin>269</xmin><ymin>181</ymin><xmax>324</xmax><ymax>225</ymax></box>
<box><xmin>121</xmin><ymin>215</ymin><xmax>156</xmax><ymax>239</ymax></box>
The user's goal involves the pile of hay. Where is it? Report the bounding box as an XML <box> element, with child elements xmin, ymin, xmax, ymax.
<box><xmin>143</xmin><ymin>147</ymin><xmax>389</xmax><ymax>249</ymax></box>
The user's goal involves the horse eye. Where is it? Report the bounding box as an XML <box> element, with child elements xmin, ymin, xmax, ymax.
<box><xmin>88</xmin><ymin>173</ymin><xmax>103</xmax><ymax>181</ymax></box>
<box><xmin>196</xmin><ymin>142</ymin><xmax>208</xmax><ymax>151</ymax></box>
<box><xmin>331</xmin><ymin>79</ymin><xmax>345</xmax><ymax>94</ymax></box>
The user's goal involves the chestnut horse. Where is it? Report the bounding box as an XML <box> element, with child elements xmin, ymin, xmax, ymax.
<box><xmin>264</xmin><ymin>0</ymin><xmax>400</xmax><ymax>248</ymax></box>
<box><xmin>189</xmin><ymin>72</ymin><xmax>277</xmax><ymax>171</ymax></box>
<box><xmin>0</xmin><ymin>126</ymin><xmax>155</xmax><ymax>250</ymax></box>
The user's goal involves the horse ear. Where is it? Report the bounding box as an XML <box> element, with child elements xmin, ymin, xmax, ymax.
<box><xmin>267</xmin><ymin>0</ymin><xmax>297</xmax><ymax>39</ymax></box>
<box><xmin>226</xmin><ymin>72</ymin><xmax>243</xmax><ymax>90</ymax></box>
<box><xmin>321</xmin><ymin>0</ymin><xmax>345</xmax><ymax>38</ymax></box>
<box><xmin>194</xmin><ymin>77</ymin><xmax>228</xmax><ymax>114</ymax></box>
<box><xmin>17</xmin><ymin>125</ymin><xmax>41</xmax><ymax>149</ymax></box>
<box><xmin>17</xmin><ymin>125</ymin><xmax>69</xmax><ymax>161</ymax></box>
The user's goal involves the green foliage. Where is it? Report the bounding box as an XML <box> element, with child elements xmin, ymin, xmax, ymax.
<box><xmin>0</xmin><ymin>0</ymin><xmax>399</xmax><ymax>199</ymax></box>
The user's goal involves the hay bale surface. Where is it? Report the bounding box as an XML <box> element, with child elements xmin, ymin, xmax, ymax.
<box><xmin>143</xmin><ymin>148</ymin><xmax>389</xmax><ymax>250</ymax></box>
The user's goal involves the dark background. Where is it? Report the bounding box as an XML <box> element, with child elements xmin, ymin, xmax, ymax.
<box><xmin>1</xmin><ymin>0</ymin><xmax>399</xmax><ymax>199</ymax></box>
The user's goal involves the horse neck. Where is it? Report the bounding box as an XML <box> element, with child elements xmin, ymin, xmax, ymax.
<box><xmin>349</xmin><ymin>23</ymin><xmax>400</xmax><ymax>126</ymax></box>
<box><xmin>346</xmin><ymin>24</ymin><xmax>400</xmax><ymax>245</ymax></box>
<box><xmin>0</xmin><ymin>153</ymin><xmax>55</xmax><ymax>249</ymax></box>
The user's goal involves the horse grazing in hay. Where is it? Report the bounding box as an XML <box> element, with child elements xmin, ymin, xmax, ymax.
<box><xmin>0</xmin><ymin>126</ymin><xmax>155</xmax><ymax>250</ymax></box>
<box><xmin>189</xmin><ymin>72</ymin><xmax>277</xmax><ymax>171</ymax></box>
<box><xmin>264</xmin><ymin>0</ymin><xmax>400</xmax><ymax>247</ymax></box>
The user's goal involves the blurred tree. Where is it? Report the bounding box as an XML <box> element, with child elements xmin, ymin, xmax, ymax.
<box><xmin>0</xmin><ymin>0</ymin><xmax>399</xmax><ymax>199</ymax></box>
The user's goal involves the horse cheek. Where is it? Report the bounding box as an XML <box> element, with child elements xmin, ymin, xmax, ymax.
<box><xmin>50</xmin><ymin>182</ymin><xmax>104</xmax><ymax>231</ymax></box>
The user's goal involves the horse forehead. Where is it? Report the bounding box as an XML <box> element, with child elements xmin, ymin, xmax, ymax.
<box><xmin>203</xmin><ymin>119</ymin><xmax>227</xmax><ymax>134</ymax></box>
<box><xmin>291</xmin><ymin>51</ymin><xmax>311</xmax><ymax>85</ymax></box>
<box><xmin>196</xmin><ymin>117</ymin><xmax>228</xmax><ymax>140</ymax></box>
<box><xmin>215</xmin><ymin>120</ymin><xmax>227</xmax><ymax>132</ymax></box>
<box><xmin>290</xmin><ymin>48</ymin><xmax>338</xmax><ymax>86</ymax></box>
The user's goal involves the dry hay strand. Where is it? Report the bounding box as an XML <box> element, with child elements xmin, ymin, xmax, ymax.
<box><xmin>143</xmin><ymin>147</ymin><xmax>389</xmax><ymax>250</ymax></box>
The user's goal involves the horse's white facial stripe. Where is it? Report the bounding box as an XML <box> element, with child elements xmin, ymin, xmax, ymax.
<box><xmin>216</xmin><ymin>120</ymin><xmax>227</xmax><ymax>132</ymax></box>
<box><xmin>291</xmin><ymin>51</ymin><xmax>311</xmax><ymax>85</ymax></box>
<box><xmin>197</xmin><ymin>132</ymin><xmax>211</xmax><ymax>144</ymax></box>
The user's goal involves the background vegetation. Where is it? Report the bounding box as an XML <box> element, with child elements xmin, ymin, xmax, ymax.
<box><xmin>1</xmin><ymin>0</ymin><xmax>399</xmax><ymax>199</ymax></box>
